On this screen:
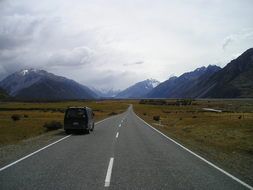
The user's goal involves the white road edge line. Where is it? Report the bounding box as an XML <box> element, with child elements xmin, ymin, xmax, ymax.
<box><xmin>116</xmin><ymin>132</ymin><xmax>119</xmax><ymax>138</ymax></box>
<box><xmin>0</xmin><ymin>116</ymin><xmax>115</xmax><ymax>172</ymax></box>
<box><xmin>134</xmin><ymin>112</ymin><xmax>253</xmax><ymax>190</ymax></box>
<box><xmin>105</xmin><ymin>157</ymin><xmax>114</xmax><ymax>187</ymax></box>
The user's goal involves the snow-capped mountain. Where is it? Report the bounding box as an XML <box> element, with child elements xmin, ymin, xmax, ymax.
<box><xmin>115</xmin><ymin>79</ymin><xmax>160</xmax><ymax>98</ymax></box>
<box><xmin>0</xmin><ymin>69</ymin><xmax>97</xmax><ymax>100</ymax></box>
<box><xmin>0</xmin><ymin>69</ymin><xmax>53</xmax><ymax>96</ymax></box>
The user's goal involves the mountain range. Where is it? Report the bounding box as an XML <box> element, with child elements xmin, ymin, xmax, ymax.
<box><xmin>186</xmin><ymin>48</ymin><xmax>253</xmax><ymax>98</ymax></box>
<box><xmin>147</xmin><ymin>48</ymin><xmax>253</xmax><ymax>98</ymax></box>
<box><xmin>147</xmin><ymin>65</ymin><xmax>221</xmax><ymax>98</ymax></box>
<box><xmin>0</xmin><ymin>48</ymin><xmax>252</xmax><ymax>100</ymax></box>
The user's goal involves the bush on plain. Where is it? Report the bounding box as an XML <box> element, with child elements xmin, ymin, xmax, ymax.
<box><xmin>43</xmin><ymin>121</ymin><xmax>62</xmax><ymax>130</ymax></box>
<box><xmin>11</xmin><ymin>114</ymin><xmax>21</xmax><ymax>121</ymax></box>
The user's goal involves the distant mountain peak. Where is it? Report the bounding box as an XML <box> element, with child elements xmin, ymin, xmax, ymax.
<box><xmin>0</xmin><ymin>68</ymin><xmax>97</xmax><ymax>100</ymax></box>
<box><xmin>116</xmin><ymin>78</ymin><xmax>160</xmax><ymax>98</ymax></box>
<box><xmin>169</xmin><ymin>76</ymin><xmax>178</xmax><ymax>80</ymax></box>
<box><xmin>145</xmin><ymin>78</ymin><xmax>160</xmax><ymax>88</ymax></box>
<box><xmin>147</xmin><ymin>78</ymin><xmax>159</xmax><ymax>82</ymax></box>
<box><xmin>194</xmin><ymin>66</ymin><xmax>206</xmax><ymax>72</ymax></box>
<box><xmin>193</xmin><ymin>65</ymin><xmax>221</xmax><ymax>73</ymax></box>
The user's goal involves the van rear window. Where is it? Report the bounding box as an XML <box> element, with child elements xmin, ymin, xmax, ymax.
<box><xmin>66</xmin><ymin>109</ymin><xmax>86</xmax><ymax>119</ymax></box>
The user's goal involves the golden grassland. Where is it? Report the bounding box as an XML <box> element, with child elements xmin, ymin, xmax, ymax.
<box><xmin>132</xmin><ymin>99</ymin><xmax>253</xmax><ymax>182</ymax></box>
<box><xmin>0</xmin><ymin>100</ymin><xmax>129</xmax><ymax>146</ymax></box>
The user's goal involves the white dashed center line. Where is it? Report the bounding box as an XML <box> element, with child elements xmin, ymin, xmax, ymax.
<box><xmin>105</xmin><ymin>157</ymin><xmax>114</xmax><ymax>187</ymax></box>
<box><xmin>116</xmin><ymin>132</ymin><xmax>119</xmax><ymax>138</ymax></box>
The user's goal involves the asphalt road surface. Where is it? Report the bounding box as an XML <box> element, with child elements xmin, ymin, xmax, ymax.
<box><xmin>0</xmin><ymin>106</ymin><xmax>252</xmax><ymax>190</ymax></box>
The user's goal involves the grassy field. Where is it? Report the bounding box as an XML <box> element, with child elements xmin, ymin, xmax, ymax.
<box><xmin>133</xmin><ymin>99</ymin><xmax>253</xmax><ymax>183</ymax></box>
<box><xmin>0</xmin><ymin>100</ymin><xmax>129</xmax><ymax>147</ymax></box>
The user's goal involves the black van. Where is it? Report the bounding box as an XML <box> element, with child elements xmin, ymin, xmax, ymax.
<box><xmin>64</xmin><ymin>107</ymin><xmax>94</xmax><ymax>134</ymax></box>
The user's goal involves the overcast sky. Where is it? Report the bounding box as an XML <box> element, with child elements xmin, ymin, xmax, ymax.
<box><xmin>0</xmin><ymin>0</ymin><xmax>253</xmax><ymax>90</ymax></box>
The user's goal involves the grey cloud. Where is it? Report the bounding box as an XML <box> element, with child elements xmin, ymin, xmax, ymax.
<box><xmin>123</xmin><ymin>61</ymin><xmax>144</xmax><ymax>66</ymax></box>
<box><xmin>133</xmin><ymin>61</ymin><xmax>144</xmax><ymax>65</ymax></box>
<box><xmin>0</xmin><ymin>61</ymin><xmax>25</xmax><ymax>80</ymax></box>
<box><xmin>81</xmin><ymin>70</ymin><xmax>140</xmax><ymax>90</ymax></box>
<box><xmin>0</xmin><ymin>13</ymin><xmax>44</xmax><ymax>50</ymax></box>
<box><xmin>222</xmin><ymin>36</ymin><xmax>233</xmax><ymax>50</ymax></box>
<box><xmin>0</xmin><ymin>1</ymin><xmax>98</xmax><ymax>75</ymax></box>
<box><xmin>46</xmin><ymin>46</ymin><xmax>95</xmax><ymax>68</ymax></box>
<box><xmin>222</xmin><ymin>30</ymin><xmax>253</xmax><ymax>50</ymax></box>
<box><xmin>0</xmin><ymin>4</ymin><xmax>50</xmax><ymax>80</ymax></box>
<box><xmin>0</xmin><ymin>35</ymin><xmax>27</xmax><ymax>50</ymax></box>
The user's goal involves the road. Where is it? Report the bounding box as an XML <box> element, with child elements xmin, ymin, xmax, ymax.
<box><xmin>0</xmin><ymin>106</ymin><xmax>252</xmax><ymax>190</ymax></box>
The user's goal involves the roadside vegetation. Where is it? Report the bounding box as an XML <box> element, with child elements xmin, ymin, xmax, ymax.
<box><xmin>0</xmin><ymin>100</ymin><xmax>129</xmax><ymax>146</ymax></box>
<box><xmin>133</xmin><ymin>99</ymin><xmax>253</xmax><ymax>183</ymax></box>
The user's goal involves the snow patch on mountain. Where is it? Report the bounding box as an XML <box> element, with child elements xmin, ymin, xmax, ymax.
<box><xmin>19</xmin><ymin>69</ymin><xmax>39</xmax><ymax>76</ymax></box>
<box><xmin>115</xmin><ymin>78</ymin><xmax>160</xmax><ymax>98</ymax></box>
<box><xmin>147</xmin><ymin>78</ymin><xmax>160</xmax><ymax>88</ymax></box>
<box><xmin>0</xmin><ymin>69</ymin><xmax>47</xmax><ymax>95</ymax></box>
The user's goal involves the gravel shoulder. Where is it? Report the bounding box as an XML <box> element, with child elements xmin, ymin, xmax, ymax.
<box><xmin>0</xmin><ymin>129</ymin><xmax>67</xmax><ymax>168</ymax></box>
